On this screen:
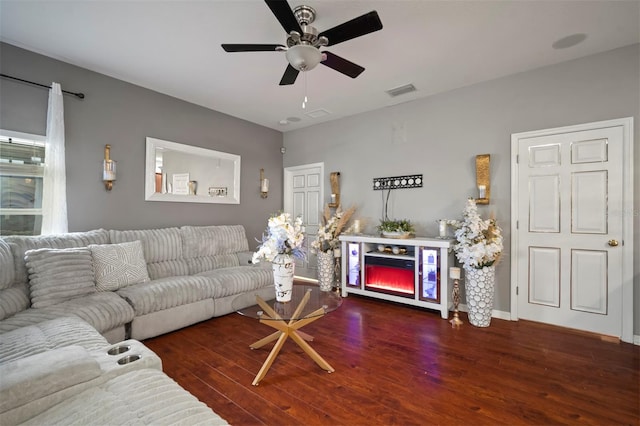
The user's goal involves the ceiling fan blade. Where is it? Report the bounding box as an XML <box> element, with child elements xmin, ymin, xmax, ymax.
<box><xmin>319</xmin><ymin>11</ymin><xmax>383</xmax><ymax>46</ymax></box>
<box><xmin>279</xmin><ymin>64</ymin><xmax>299</xmax><ymax>85</ymax></box>
<box><xmin>321</xmin><ymin>51</ymin><xmax>365</xmax><ymax>78</ymax></box>
<box><xmin>222</xmin><ymin>44</ymin><xmax>284</xmax><ymax>52</ymax></box>
<box><xmin>265</xmin><ymin>0</ymin><xmax>302</xmax><ymax>35</ymax></box>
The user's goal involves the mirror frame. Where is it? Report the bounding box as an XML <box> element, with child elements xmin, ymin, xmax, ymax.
<box><xmin>144</xmin><ymin>137</ymin><xmax>241</xmax><ymax>204</ymax></box>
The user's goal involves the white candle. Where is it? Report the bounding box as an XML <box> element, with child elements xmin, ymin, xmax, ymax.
<box><xmin>261</xmin><ymin>178</ymin><xmax>269</xmax><ymax>192</ymax></box>
<box><xmin>449</xmin><ymin>267</ymin><xmax>461</xmax><ymax>280</ymax></box>
<box><xmin>330</xmin><ymin>193</ymin><xmax>336</xmax><ymax>203</ymax></box>
<box><xmin>438</xmin><ymin>220</ymin><xmax>447</xmax><ymax>237</ymax></box>
<box><xmin>353</xmin><ymin>219</ymin><xmax>361</xmax><ymax>234</ymax></box>
<box><xmin>478</xmin><ymin>185</ymin><xmax>486</xmax><ymax>199</ymax></box>
<box><xmin>103</xmin><ymin>170</ymin><xmax>116</xmax><ymax>181</ymax></box>
<box><xmin>103</xmin><ymin>160</ymin><xmax>116</xmax><ymax>181</ymax></box>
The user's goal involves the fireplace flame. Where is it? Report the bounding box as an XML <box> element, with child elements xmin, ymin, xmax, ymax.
<box><xmin>365</xmin><ymin>265</ymin><xmax>414</xmax><ymax>295</ymax></box>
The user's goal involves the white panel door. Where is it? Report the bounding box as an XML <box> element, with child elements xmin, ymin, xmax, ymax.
<box><xmin>513</xmin><ymin>123</ymin><xmax>630</xmax><ymax>339</ymax></box>
<box><xmin>284</xmin><ymin>163</ymin><xmax>324</xmax><ymax>279</ymax></box>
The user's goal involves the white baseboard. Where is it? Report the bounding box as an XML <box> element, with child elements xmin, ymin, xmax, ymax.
<box><xmin>457</xmin><ymin>305</ymin><xmax>640</xmax><ymax>345</ymax></box>
<box><xmin>491</xmin><ymin>309</ymin><xmax>512</xmax><ymax>321</ymax></box>
<box><xmin>458</xmin><ymin>304</ymin><xmax>511</xmax><ymax>321</ymax></box>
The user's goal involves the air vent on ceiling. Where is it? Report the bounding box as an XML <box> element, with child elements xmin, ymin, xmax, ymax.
<box><xmin>386</xmin><ymin>84</ymin><xmax>417</xmax><ymax>98</ymax></box>
<box><xmin>305</xmin><ymin>108</ymin><xmax>331</xmax><ymax>119</ymax></box>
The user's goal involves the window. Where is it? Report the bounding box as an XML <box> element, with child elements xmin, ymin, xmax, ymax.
<box><xmin>0</xmin><ymin>130</ymin><xmax>46</xmax><ymax>236</ymax></box>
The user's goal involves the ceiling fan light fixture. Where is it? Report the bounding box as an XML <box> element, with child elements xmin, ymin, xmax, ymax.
<box><xmin>222</xmin><ymin>3</ymin><xmax>383</xmax><ymax>85</ymax></box>
<box><xmin>286</xmin><ymin>44</ymin><xmax>322</xmax><ymax>71</ymax></box>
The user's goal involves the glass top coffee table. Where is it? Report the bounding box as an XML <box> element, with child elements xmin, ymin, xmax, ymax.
<box><xmin>233</xmin><ymin>283</ymin><xmax>342</xmax><ymax>386</ymax></box>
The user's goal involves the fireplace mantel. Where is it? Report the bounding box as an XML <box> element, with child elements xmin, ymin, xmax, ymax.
<box><xmin>338</xmin><ymin>234</ymin><xmax>455</xmax><ymax>318</ymax></box>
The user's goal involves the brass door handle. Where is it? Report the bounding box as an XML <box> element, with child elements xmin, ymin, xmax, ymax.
<box><xmin>608</xmin><ymin>239</ymin><xmax>619</xmax><ymax>247</ymax></box>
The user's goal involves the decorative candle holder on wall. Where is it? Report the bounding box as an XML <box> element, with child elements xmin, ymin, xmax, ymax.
<box><xmin>103</xmin><ymin>144</ymin><xmax>116</xmax><ymax>191</ymax></box>
<box><xmin>260</xmin><ymin>168</ymin><xmax>269</xmax><ymax>198</ymax></box>
<box><xmin>328</xmin><ymin>171</ymin><xmax>340</xmax><ymax>208</ymax></box>
<box><xmin>475</xmin><ymin>154</ymin><xmax>490</xmax><ymax>204</ymax></box>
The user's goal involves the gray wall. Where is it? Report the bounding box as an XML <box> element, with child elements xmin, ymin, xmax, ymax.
<box><xmin>2</xmin><ymin>41</ymin><xmax>638</xmax><ymax>333</ymax></box>
<box><xmin>0</xmin><ymin>42</ymin><xmax>284</xmax><ymax>245</ymax></box>
<box><xmin>283</xmin><ymin>44</ymin><xmax>640</xmax><ymax>334</ymax></box>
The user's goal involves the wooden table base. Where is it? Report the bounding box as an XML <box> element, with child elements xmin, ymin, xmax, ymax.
<box><xmin>249</xmin><ymin>290</ymin><xmax>334</xmax><ymax>386</ymax></box>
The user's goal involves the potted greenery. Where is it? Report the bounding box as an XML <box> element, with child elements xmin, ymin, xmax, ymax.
<box><xmin>377</xmin><ymin>218</ymin><xmax>415</xmax><ymax>238</ymax></box>
<box><xmin>377</xmin><ymin>186</ymin><xmax>415</xmax><ymax>238</ymax></box>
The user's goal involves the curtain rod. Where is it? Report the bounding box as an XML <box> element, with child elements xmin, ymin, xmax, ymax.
<box><xmin>0</xmin><ymin>73</ymin><xmax>85</xmax><ymax>99</ymax></box>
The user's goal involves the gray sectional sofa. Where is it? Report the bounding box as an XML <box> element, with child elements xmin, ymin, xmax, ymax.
<box><xmin>0</xmin><ymin>224</ymin><xmax>274</xmax><ymax>425</ymax></box>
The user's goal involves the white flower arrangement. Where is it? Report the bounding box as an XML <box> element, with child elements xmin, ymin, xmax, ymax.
<box><xmin>252</xmin><ymin>212</ymin><xmax>306</xmax><ymax>264</ymax></box>
<box><xmin>451</xmin><ymin>198</ymin><xmax>503</xmax><ymax>269</ymax></box>
<box><xmin>311</xmin><ymin>205</ymin><xmax>356</xmax><ymax>254</ymax></box>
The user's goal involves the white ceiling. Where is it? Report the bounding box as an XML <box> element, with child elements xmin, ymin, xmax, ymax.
<box><xmin>1</xmin><ymin>1</ymin><xmax>638</xmax><ymax>132</ymax></box>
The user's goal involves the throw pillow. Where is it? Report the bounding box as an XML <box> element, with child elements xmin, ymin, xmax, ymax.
<box><xmin>24</xmin><ymin>247</ymin><xmax>96</xmax><ymax>308</ymax></box>
<box><xmin>90</xmin><ymin>240</ymin><xmax>150</xmax><ymax>291</ymax></box>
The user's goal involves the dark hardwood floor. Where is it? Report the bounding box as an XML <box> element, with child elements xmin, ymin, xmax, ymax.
<box><xmin>145</xmin><ymin>290</ymin><xmax>639</xmax><ymax>425</ymax></box>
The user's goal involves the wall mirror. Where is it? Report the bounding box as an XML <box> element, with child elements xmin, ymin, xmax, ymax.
<box><xmin>145</xmin><ymin>137</ymin><xmax>240</xmax><ymax>204</ymax></box>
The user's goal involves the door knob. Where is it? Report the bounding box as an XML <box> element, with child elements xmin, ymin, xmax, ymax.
<box><xmin>608</xmin><ymin>239</ymin><xmax>619</xmax><ymax>247</ymax></box>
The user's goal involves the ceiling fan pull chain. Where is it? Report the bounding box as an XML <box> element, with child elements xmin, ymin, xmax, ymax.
<box><xmin>302</xmin><ymin>70</ymin><xmax>308</xmax><ymax>109</ymax></box>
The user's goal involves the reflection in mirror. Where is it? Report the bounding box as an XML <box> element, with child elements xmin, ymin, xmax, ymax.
<box><xmin>145</xmin><ymin>137</ymin><xmax>240</xmax><ymax>204</ymax></box>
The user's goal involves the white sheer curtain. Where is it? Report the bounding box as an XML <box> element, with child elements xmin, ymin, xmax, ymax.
<box><xmin>41</xmin><ymin>82</ymin><xmax>68</xmax><ymax>234</ymax></box>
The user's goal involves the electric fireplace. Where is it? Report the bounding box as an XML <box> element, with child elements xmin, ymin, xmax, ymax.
<box><xmin>364</xmin><ymin>256</ymin><xmax>415</xmax><ymax>297</ymax></box>
<box><xmin>339</xmin><ymin>234</ymin><xmax>454</xmax><ymax>319</ymax></box>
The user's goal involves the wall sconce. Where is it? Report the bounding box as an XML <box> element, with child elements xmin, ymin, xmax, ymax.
<box><xmin>103</xmin><ymin>144</ymin><xmax>116</xmax><ymax>191</ymax></box>
<box><xmin>260</xmin><ymin>168</ymin><xmax>269</xmax><ymax>198</ymax></box>
<box><xmin>475</xmin><ymin>154</ymin><xmax>490</xmax><ymax>204</ymax></box>
<box><xmin>328</xmin><ymin>171</ymin><xmax>341</xmax><ymax>207</ymax></box>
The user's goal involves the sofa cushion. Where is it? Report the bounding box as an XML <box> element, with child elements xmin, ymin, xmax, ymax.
<box><xmin>0</xmin><ymin>345</ymin><xmax>102</xmax><ymax>415</ymax></box>
<box><xmin>24</xmin><ymin>247</ymin><xmax>96</xmax><ymax>308</ymax></box>
<box><xmin>186</xmin><ymin>254</ymin><xmax>240</xmax><ymax>275</ymax></box>
<box><xmin>181</xmin><ymin>225</ymin><xmax>249</xmax><ymax>258</ymax></box>
<box><xmin>21</xmin><ymin>368</ymin><xmax>228</xmax><ymax>426</ymax></box>
<box><xmin>0</xmin><ymin>284</ymin><xmax>30</xmax><ymax>321</ymax></box>
<box><xmin>0</xmin><ymin>317</ymin><xmax>108</xmax><ymax>364</ymax></box>
<box><xmin>109</xmin><ymin>228</ymin><xmax>189</xmax><ymax>280</ymax></box>
<box><xmin>197</xmin><ymin>266</ymin><xmax>273</xmax><ymax>299</ymax></box>
<box><xmin>0</xmin><ymin>240</ymin><xmax>15</xmax><ymax>290</ymax></box>
<box><xmin>4</xmin><ymin>229</ymin><xmax>109</xmax><ymax>285</ymax></box>
<box><xmin>116</xmin><ymin>275</ymin><xmax>216</xmax><ymax>316</ymax></box>
<box><xmin>181</xmin><ymin>225</ymin><xmax>248</xmax><ymax>274</ymax></box>
<box><xmin>0</xmin><ymin>292</ymin><xmax>134</xmax><ymax>335</ymax></box>
<box><xmin>90</xmin><ymin>240</ymin><xmax>150</xmax><ymax>291</ymax></box>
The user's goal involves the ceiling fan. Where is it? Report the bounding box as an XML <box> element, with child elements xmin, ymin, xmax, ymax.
<box><xmin>221</xmin><ymin>1</ymin><xmax>383</xmax><ymax>86</ymax></box>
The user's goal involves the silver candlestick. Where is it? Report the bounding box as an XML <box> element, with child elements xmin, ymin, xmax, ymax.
<box><xmin>449</xmin><ymin>267</ymin><xmax>463</xmax><ymax>328</ymax></box>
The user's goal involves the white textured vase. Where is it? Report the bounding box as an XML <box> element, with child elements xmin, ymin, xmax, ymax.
<box><xmin>317</xmin><ymin>251</ymin><xmax>335</xmax><ymax>291</ymax></box>
<box><xmin>463</xmin><ymin>265</ymin><xmax>495</xmax><ymax>327</ymax></box>
<box><xmin>272</xmin><ymin>254</ymin><xmax>295</xmax><ymax>302</ymax></box>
